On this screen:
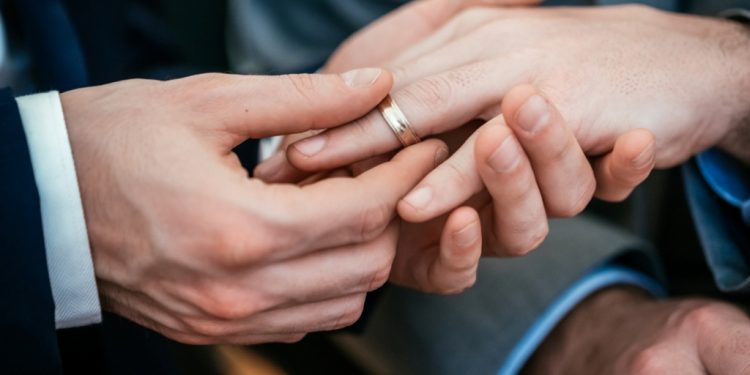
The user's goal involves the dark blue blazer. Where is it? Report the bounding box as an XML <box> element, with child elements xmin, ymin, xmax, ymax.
<box><xmin>0</xmin><ymin>0</ymin><xmax>255</xmax><ymax>373</ymax></box>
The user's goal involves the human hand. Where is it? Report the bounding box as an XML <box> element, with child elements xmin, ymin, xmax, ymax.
<box><xmin>525</xmin><ymin>286</ymin><xmax>750</xmax><ymax>374</ymax></box>
<box><xmin>327</xmin><ymin>0</ymin><xmax>542</xmax><ymax>73</ymax></box>
<box><xmin>61</xmin><ymin>69</ymin><xmax>448</xmax><ymax>344</ymax></box>
<box><xmin>260</xmin><ymin>5</ymin><xmax>750</xmax><ymax>255</ymax></box>
<box><xmin>255</xmin><ymin>0</ymin><xmax>543</xmax><ymax>183</ymax></box>
<box><xmin>306</xmin><ymin>5</ymin><xmax>750</xmax><ymax>169</ymax></box>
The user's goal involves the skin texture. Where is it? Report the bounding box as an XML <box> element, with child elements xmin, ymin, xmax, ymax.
<box><xmin>524</xmin><ymin>287</ymin><xmax>750</xmax><ymax>374</ymax></box>
<box><xmin>61</xmin><ymin>69</ymin><xmax>466</xmax><ymax>345</ymax></box>
<box><xmin>252</xmin><ymin>2</ymin><xmax>750</xmax><ymax>367</ymax></box>
<box><xmin>258</xmin><ymin>3</ymin><xmax>750</xmax><ymax>257</ymax></box>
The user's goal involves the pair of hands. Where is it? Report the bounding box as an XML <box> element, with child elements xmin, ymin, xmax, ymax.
<box><xmin>62</xmin><ymin>0</ymin><xmax>750</xmax><ymax>357</ymax></box>
<box><xmin>63</xmin><ymin>0</ymin><xmax>541</xmax><ymax>345</ymax></box>
<box><xmin>258</xmin><ymin>1</ymin><xmax>750</xmax><ymax>285</ymax></box>
<box><xmin>247</xmin><ymin>0</ymin><xmax>750</xmax><ymax>370</ymax></box>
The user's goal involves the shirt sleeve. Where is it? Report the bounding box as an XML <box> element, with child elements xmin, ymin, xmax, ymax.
<box><xmin>684</xmin><ymin>152</ymin><xmax>750</xmax><ymax>293</ymax></box>
<box><xmin>695</xmin><ymin>149</ymin><xmax>750</xmax><ymax>224</ymax></box>
<box><xmin>498</xmin><ymin>265</ymin><xmax>665</xmax><ymax>375</ymax></box>
<box><xmin>16</xmin><ymin>91</ymin><xmax>101</xmax><ymax>329</ymax></box>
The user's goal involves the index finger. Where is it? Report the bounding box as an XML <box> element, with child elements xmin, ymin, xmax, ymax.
<box><xmin>326</xmin><ymin>0</ymin><xmax>541</xmax><ymax>73</ymax></box>
<box><xmin>286</xmin><ymin>59</ymin><xmax>527</xmax><ymax>172</ymax></box>
<box><xmin>265</xmin><ymin>139</ymin><xmax>450</xmax><ymax>256</ymax></box>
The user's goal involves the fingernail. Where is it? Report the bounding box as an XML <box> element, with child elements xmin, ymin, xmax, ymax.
<box><xmin>435</xmin><ymin>147</ymin><xmax>449</xmax><ymax>167</ymax></box>
<box><xmin>453</xmin><ymin>221</ymin><xmax>479</xmax><ymax>248</ymax></box>
<box><xmin>254</xmin><ymin>152</ymin><xmax>285</xmax><ymax>180</ymax></box>
<box><xmin>293</xmin><ymin>134</ymin><xmax>327</xmax><ymax>157</ymax></box>
<box><xmin>403</xmin><ymin>186</ymin><xmax>433</xmax><ymax>210</ymax></box>
<box><xmin>632</xmin><ymin>140</ymin><xmax>656</xmax><ymax>168</ymax></box>
<box><xmin>341</xmin><ymin>68</ymin><xmax>382</xmax><ymax>88</ymax></box>
<box><xmin>488</xmin><ymin>136</ymin><xmax>522</xmax><ymax>173</ymax></box>
<box><xmin>517</xmin><ymin>95</ymin><xmax>550</xmax><ymax>133</ymax></box>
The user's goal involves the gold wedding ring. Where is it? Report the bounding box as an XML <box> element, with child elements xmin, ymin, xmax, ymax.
<box><xmin>378</xmin><ymin>95</ymin><xmax>421</xmax><ymax>147</ymax></box>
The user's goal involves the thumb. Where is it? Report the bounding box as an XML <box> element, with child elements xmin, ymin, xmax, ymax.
<box><xmin>326</xmin><ymin>0</ymin><xmax>542</xmax><ymax>73</ymax></box>
<box><xmin>172</xmin><ymin>69</ymin><xmax>392</xmax><ymax>148</ymax></box>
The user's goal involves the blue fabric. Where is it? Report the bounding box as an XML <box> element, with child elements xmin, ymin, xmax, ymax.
<box><xmin>685</xmin><ymin>156</ymin><xmax>750</xmax><ymax>293</ymax></box>
<box><xmin>498</xmin><ymin>265</ymin><xmax>665</xmax><ymax>375</ymax></box>
<box><xmin>0</xmin><ymin>1</ymin><xmax>235</xmax><ymax>373</ymax></box>
<box><xmin>696</xmin><ymin>149</ymin><xmax>750</xmax><ymax>223</ymax></box>
<box><xmin>0</xmin><ymin>88</ymin><xmax>61</xmax><ymax>373</ymax></box>
<box><xmin>13</xmin><ymin>0</ymin><xmax>89</xmax><ymax>91</ymax></box>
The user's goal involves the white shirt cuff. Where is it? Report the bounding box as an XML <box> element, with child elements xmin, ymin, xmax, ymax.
<box><xmin>16</xmin><ymin>92</ymin><xmax>101</xmax><ymax>329</ymax></box>
<box><xmin>260</xmin><ymin>136</ymin><xmax>283</xmax><ymax>161</ymax></box>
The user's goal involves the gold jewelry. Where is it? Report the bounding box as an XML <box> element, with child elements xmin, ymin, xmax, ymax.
<box><xmin>378</xmin><ymin>95</ymin><xmax>421</xmax><ymax>147</ymax></box>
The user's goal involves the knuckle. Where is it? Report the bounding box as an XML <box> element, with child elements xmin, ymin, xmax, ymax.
<box><xmin>356</xmin><ymin>203</ymin><xmax>393</xmax><ymax>242</ymax></box>
<box><xmin>207</xmin><ymin>226</ymin><xmax>245</xmax><ymax>266</ymax></box>
<box><xmin>456</xmin><ymin>7</ymin><xmax>488</xmax><ymax>24</ymax></box>
<box><xmin>679</xmin><ymin>303</ymin><xmax>728</xmax><ymax>332</ymax></box>
<box><xmin>197</xmin><ymin>286</ymin><xmax>267</xmax><ymax>321</ymax></box>
<box><xmin>175</xmin><ymin>73</ymin><xmax>229</xmax><ymax>104</ymax></box>
<box><xmin>450</xmin><ymin>8</ymin><xmax>490</xmax><ymax>36</ymax></box>
<box><xmin>390</xmin><ymin>65</ymin><xmax>414</xmax><ymax>84</ymax></box>
<box><xmin>548</xmin><ymin>179</ymin><xmax>595</xmax><ymax>218</ymax></box>
<box><xmin>455</xmin><ymin>7</ymin><xmax>508</xmax><ymax>32</ymax></box>
<box><xmin>438</xmin><ymin>274</ymin><xmax>478</xmax><ymax>295</ymax></box>
<box><xmin>627</xmin><ymin>345</ymin><xmax>671</xmax><ymax>374</ymax></box>
<box><xmin>503</xmin><ymin>222</ymin><xmax>548</xmax><ymax>257</ymax></box>
<box><xmin>332</xmin><ymin>298</ymin><xmax>366</xmax><ymax>329</ymax></box>
<box><xmin>350</xmin><ymin>115</ymin><xmax>382</xmax><ymax>147</ymax></box>
<box><xmin>209</xmin><ymin>222</ymin><xmax>275</xmax><ymax>268</ymax></box>
<box><xmin>443</xmin><ymin>161</ymin><xmax>474</xmax><ymax>191</ymax></box>
<box><xmin>400</xmin><ymin>75</ymin><xmax>454</xmax><ymax>110</ymax></box>
<box><xmin>182</xmin><ymin>318</ymin><xmax>231</xmax><ymax>338</ymax></box>
<box><xmin>286</xmin><ymin>74</ymin><xmax>318</xmax><ymax>106</ymax></box>
<box><xmin>367</xmin><ymin>262</ymin><xmax>393</xmax><ymax>291</ymax></box>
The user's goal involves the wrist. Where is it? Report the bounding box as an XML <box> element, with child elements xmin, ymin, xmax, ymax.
<box><xmin>523</xmin><ymin>286</ymin><xmax>654</xmax><ymax>374</ymax></box>
<box><xmin>715</xmin><ymin>19</ymin><xmax>750</xmax><ymax>164</ymax></box>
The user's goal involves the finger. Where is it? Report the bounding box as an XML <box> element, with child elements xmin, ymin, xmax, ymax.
<box><xmin>110</xmin><ymin>298</ymin><xmax>306</xmax><ymax>345</ymax></box>
<box><xmin>288</xmin><ymin>59</ymin><xmax>530</xmax><ymax>172</ymax></box>
<box><xmin>179</xmin><ymin>293</ymin><xmax>368</xmax><ymax>338</ymax></box>
<box><xmin>593</xmin><ymin>129</ymin><xmax>656</xmax><ymax>202</ymax></box>
<box><xmin>253</xmin><ymin>151</ymin><xmax>311</xmax><ymax>183</ymax></box>
<box><xmin>264</xmin><ymin>139</ymin><xmax>450</xmax><ymax>256</ymax></box>
<box><xmin>325</xmin><ymin>0</ymin><xmax>541</xmax><ymax>73</ymax></box>
<box><xmin>398</xmin><ymin>130</ymin><xmax>483</xmax><ymax>223</ymax></box>
<box><xmin>419</xmin><ymin>207</ymin><xmax>483</xmax><ymax>294</ymax></box>
<box><xmin>170</xmin><ymin>69</ymin><xmax>392</xmax><ymax>148</ymax></box>
<box><xmin>102</xmin><ymin>283</ymin><xmax>308</xmax><ymax>345</ymax></box>
<box><xmin>475</xmin><ymin>117</ymin><xmax>548</xmax><ymax>256</ymax></box>
<box><xmin>501</xmin><ymin>85</ymin><xmax>596</xmax><ymax>217</ymax></box>
<box><xmin>387</xmin><ymin>7</ymin><xmax>506</xmax><ymax>70</ymax></box>
<box><xmin>251</xmin><ymin>222</ymin><xmax>398</xmax><ymax>305</ymax></box>
<box><xmin>166</xmin><ymin>224</ymin><xmax>398</xmax><ymax>321</ymax></box>
<box><xmin>389</xmin><ymin>9</ymin><xmax>557</xmax><ymax>90</ymax></box>
<box><xmin>254</xmin><ymin>131</ymin><xmax>321</xmax><ymax>183</ymax></box>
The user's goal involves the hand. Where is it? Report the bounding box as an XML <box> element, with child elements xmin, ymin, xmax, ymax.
<box><xmin>327</xmin><ymin>0</ymin><xmax>542</xmax><ymax>72</ymax></box>
<box><xmin>524</xmin><ymin>286</ymin><xmax>750</xmax><ymax>374</ymax></box>
<box><xmin>62</xmin><ymin>69</ymin><xmax>448</xmax><ymax>344</ymax></box>
<box><xmin>261</xmin><ymin>5</ymin><xmax>750</xmax><ymax>255</ymax></box>
<box><xmin>302</xmin><ymin>5</ymin><xmax>750</xmax><ymax>168</ymax></box>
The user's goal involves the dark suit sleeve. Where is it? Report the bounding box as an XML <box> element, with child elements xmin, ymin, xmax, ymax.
<box><xmin>0</xmin><ymin>88</ymin><xmax>61</xmax><ymax>373</ymax></box>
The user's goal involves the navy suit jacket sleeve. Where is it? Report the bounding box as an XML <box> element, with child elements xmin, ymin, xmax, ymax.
<box><xmin>0</xmin><ymin>88</ymin><xmax>61</xmax><ymax>373</ymax></box>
